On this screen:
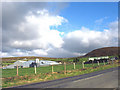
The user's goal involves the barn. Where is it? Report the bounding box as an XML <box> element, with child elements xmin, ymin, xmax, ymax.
<box><xmin>84</xmin><ymin>56</ymin><xmax>109</xmax><ymax>64</ymax></box>
<box><xmin>2</xmin><ymin>59</ymin><xmax>60</xmax><ymax>69</ymax></box>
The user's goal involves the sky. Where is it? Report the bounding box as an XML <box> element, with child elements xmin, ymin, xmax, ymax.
<box><xmin>1</xmin><ymin>2</ymin><xmax>118</xmax><ymax>58</ymax></box>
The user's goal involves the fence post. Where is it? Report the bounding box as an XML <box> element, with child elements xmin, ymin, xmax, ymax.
<box><xmin>107</xmin><ymin>60</ymin><xmax>109</xmax><ymax>64</ymax></box>
<box><xmin>17</xmin><ymin>65</ymin><xmax>18</xmax><ymax>76</ymax></box>
<box><xmin>64</xmin><ymin>62</ymin><xmax>66</xmax><ymax>74</ymax></box>
<box><xmin>74</xmin><ymin>63</ymin><xmax>75</xmax><ymax>69</ymax></box>
<box><xmin>112</xmin><ymin>60</ymin><xmax>113</xmax><ymax>64</ymax></box>
<box><xmin>34</xmin><ymin>65</ymin><xmax>36</xmax><ymax>74</ymax></box>
<box><xmin>103</xmin><ymin>61</ymin><xmax>105</xmax><ymax>65</ymax></box>
<box><xmin>82</xmin><ymin>61</ymin><xmax>85</xmax><ymax>68</ymax></box>
<box><xmin>97</xmin><ymin>61</ymin><xmax>100</xmax><ymax>66</ymax></box>
<box><xmin>92</xmin><ymin>60</ymin><xmax>93</xmax><ymax>66</ymax></box>
<box><xmin>108</xmin><ymin>60</ymin><xmax>110</xmax><ymax>64</ymax></box>
<box><xmin>52</xmin><ymin>65</ymin><xmax>54</xmax><ymax>74</ymax></box>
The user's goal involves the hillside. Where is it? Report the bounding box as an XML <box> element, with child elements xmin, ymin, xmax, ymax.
<box><xmin>84</xmin><ymin>47</ymin><xmax>119</xmax><ymax>57</ymax></box>
<box><xmin>1</xmin><ymin>47</ymin><xmax>119</xmax><ymax>61</ymax></box>
<box><xmin>1</xmin><ymin>56</ymin><xmax>58</xmax><ymax>61</ymax></box>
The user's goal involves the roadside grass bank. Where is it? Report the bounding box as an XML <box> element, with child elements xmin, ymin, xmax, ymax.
<box><xmin>2</xmin><ymin>63</ymin><xmax>119</xmax><ymax>88</ymax></box>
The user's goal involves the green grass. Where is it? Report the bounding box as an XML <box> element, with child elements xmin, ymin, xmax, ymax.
<box><xmin>2</xmin><ymin>66</ymin><xmax>52</xmax><ymax>78</ymax></box>
<box><xmin>2</xmin><ymin>62</ymin><xmax>109</xmax><ymax>78</ymax></box>
<box><xmin>2</xmin><ymin>55</ymin><xmax>119</xmax><ymax>88</ymax></box>
<box><xmin>2</xmin><ymin>63</ymin><xmax>119</xmax><ymax>88</ymax></box>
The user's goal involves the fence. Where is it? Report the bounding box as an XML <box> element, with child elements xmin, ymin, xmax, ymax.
<box><xmin>2</xmin><ymin>60</ymin><xmax>117</xmax><ymax>78</ymax></box>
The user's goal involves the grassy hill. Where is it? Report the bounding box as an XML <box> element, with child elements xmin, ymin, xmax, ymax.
<box><xmin>1</xmin><ymin>56</ymin><xmax>58</xmax><ymax>61</ymax></box>
<box><xmin>84</xmin><ymin>47</ymin><xmax>119</xmax><ymax>57</ymax></box>
<box><xmin>1</xmin><ymin>47</ymin><xmax>119</xmax><ymax>62</ymax></box>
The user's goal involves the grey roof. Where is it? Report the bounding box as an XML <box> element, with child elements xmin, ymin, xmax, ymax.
<box><xmin>39</xmin><ymin>60</ymin><xmax>60</xmax><ymax>66</ymax></box>
<box><xmin>22</xmin><ymin>60</ymin><xmax>35</xmax><ymax>67</ymax></box>
<box><xmin>3</xmin><ymin>60</ymin><xmax>60</xmax><ymax>69</ymax></box>
<box><xmin>3</xmin><ymin>60</ymin><xmax>35</xmax><ymax>69</ymax></box>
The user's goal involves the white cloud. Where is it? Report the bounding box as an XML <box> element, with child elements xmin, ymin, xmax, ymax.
<box><xmin>11</xmin><ymin>40</ymin><xmax>32</xmax><ymax>47</ymax></box>
<box><xmin>0</xmin><ymin>52</ymin><xmax>8</xmax><ymax>57</ymax></box>
<box><xmin>31</xmin><ymin>49</ymin><xmax>48</xmax><ymax>56</ymax></box>
<box><xmin>62</xmin><ymin>21</ymin><xmax>118</xmax><ymax>53</ymax></box>
<box><xmin>95</xmin><ymin>17</ymin><xmax>108</xmax><ymax>24</ymax></box>
<box><xmin>5</xmin><ymin>9</ymin><xmax>67</xmax><ymax>50</ymax></box>
<box><xmin>95</xmin><ymin>18</ymin><xmax>104</xmax><ymax>24</ymax></box>
<box><xmin>46</xmin><ymin>48</ymin><xmax>85</xmax><ymax>58</ymax></box>
<box><xmin>2</xmin><ymin>20</ymin><xmax>118</xmax><ymax>58</ymax></box>
<box><xmin>2</xmin><ymin>9</ymin><xmax>68</xmax><ymax>57</ymax></box>
<box><xmin>25</xmin><ymin>10</ymin><xmax>68</xmax><ymax>27</ymax></box>
<box><xmin>12</xmin><ymin>51</ymin><xmax>27</xmax><ymax>56</ymax></box>
<box><xmin>2</xmin><ymin>3</ymin><xmax>118</xmax><ymax>58</ymax></box>
<box><xmin>60</xmin><ymin>32</ymin><xmax>64</xmax><ymax>35</ymax></box>
<box><xmin>0</xmin><ymin>51</ymin><xmax>13</xmax><ymax>57</ymax></box>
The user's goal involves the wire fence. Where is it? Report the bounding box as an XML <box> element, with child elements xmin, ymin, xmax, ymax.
<box><xmin>2</xmin><ymin>60</ymin><xmax>118</xmax><ymax>78</ymax></box>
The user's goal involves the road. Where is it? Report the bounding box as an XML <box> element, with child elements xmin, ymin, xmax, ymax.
<box><xmin>12</xmin><ymin>67</ymin><xmax>119</xmax><ymax>88</ymax></box>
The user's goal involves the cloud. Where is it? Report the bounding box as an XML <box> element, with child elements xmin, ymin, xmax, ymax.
<box><xmin>2</xmin><ymin>2</ymin><xmax>48</xmax><ymax>30</ymax></box>
<box><xmin>2</xmin><ymin>2</ymin><xmax>68</xmax><ymax>57</ymax></box>
<box><xmin>2</xmin><ymin>8</ymin><xmax>67</xmax><ymax>52</ymax></box>
<box><xmin>95</xmin><ymin>17</ymin><xmax>108</xmax><ymax>24</ymax></box>
<box><xmin>0</xmin><ymin>51</ymin><xmax>13</xmax><ymax>57</ymax></box>
<box><xmin>31</xmin><ymin>49</ymin><xmax>48</xmax><ymax>56</ymax></box>
<box><xmin>2</xmin><ymin>2</ymin><xmax>118</xmax><ymax>58</ymax></box>
<box><xmin>62</xmin><ymin>21</ymin><xmax>118</xmax><ymax>54</ymax></box>
<box><xmin>45</xmin><ymin>48</ymin><xmax>85</xmax><ymax>58</ymax></box>
<box><xmin>2</xmin><ymin>20</ymin><xmax>118</xmax><ymax>57</ymax></box>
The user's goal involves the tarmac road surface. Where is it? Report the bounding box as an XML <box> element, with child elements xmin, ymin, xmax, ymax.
<box><xmin>11</xmin><ymin>67</ymin><xmax>119</xmax><ymax>88</ymax></box>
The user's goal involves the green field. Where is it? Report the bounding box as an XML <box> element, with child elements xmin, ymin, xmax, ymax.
<box><xmin>2</xmin><ymin>62</ymin><xmax>107</xmax><ymax>78</ymax></box>
<box><xmin>2</xmin><ymin>56</ymin><xmax>119</xmax><ymax>88</ymax></box>
<box><xmin>2</xmin><ymin>63</ymin><xmax>119</xmax><ymax>88</ymax></box>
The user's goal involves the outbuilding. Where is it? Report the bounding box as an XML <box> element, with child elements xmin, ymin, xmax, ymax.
<box><xmin>84</xmin><ymin>56</ymin><xmax>109</xmax><ymax>64</ymax></box>
<box><xmin>3</xmin><ymin>59</ymin><xmax>60</xmax><ymax>69</ymax></box>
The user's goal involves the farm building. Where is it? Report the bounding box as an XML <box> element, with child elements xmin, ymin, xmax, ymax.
<box><xmin>88</xmin><ymin>56</ymin><xmax>109</xmax><ymax>61</ymax></box>
<box><xmin>110</xmin><ymin>57</ymin><xmax>118</xmax><ymax>60</ymax></box>
<box><xmin>2</xmin><ymin>59</ymin><xmax>60</xmax><ymax>69</ymax></box>
<box><xmin>84</xmin><ymin>56</ymin><xmax>109</xmax><ymax>64</ymax></box>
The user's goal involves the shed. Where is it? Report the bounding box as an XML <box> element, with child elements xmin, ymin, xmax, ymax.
<box><xmin>88</xmin><ymin>56</ymin><xmax>109</xmax><ymax>61</ymax></box>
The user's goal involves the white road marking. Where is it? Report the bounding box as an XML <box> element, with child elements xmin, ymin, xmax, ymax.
<box><xmin>112</xmin><ymin>70</ymin><xmax>116</xmax><ymax>72</ymax></box>
<box><xmin>73</xmin><ymin>74</ymin><xmax>103</xmax><ymax>83</ymax></box>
